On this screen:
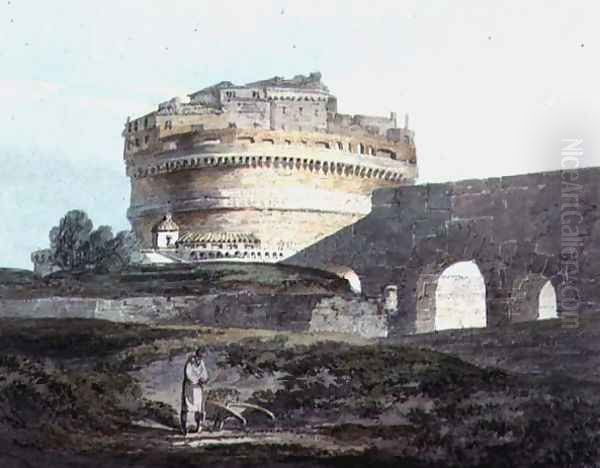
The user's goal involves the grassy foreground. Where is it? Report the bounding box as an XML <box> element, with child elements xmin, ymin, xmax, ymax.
<box><xmin>1</xmin><ymin>318</ymin><xmax>600</xmax><ymax>467</ymax></box>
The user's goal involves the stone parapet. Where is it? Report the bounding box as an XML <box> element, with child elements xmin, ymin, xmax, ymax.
<box><xmin>128</xmin><ymin>149</ymin><xmax>412</xmax><ymax>183</ymax></box>
<box><xmin>130</xmin><ymin>150</ymin><xmax>412</xmax><ymax>179</ymax></box>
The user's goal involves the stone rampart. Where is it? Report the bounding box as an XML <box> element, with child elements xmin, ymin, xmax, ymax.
<box><xmin>0</xmin><ymin>293</ymin><xmax>350</xmax><ymax>332</ymax></box>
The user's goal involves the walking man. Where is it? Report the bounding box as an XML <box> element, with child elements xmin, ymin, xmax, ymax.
<box><xmin>180</xmin><ymin>347</ymin><xmax>209</xmax><ymax>435</ymax></box>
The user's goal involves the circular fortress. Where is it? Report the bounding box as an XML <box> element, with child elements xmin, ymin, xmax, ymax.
<box><xmin>123</xmin><ymin>72</ymin><xmax>417</xmax><ymax>263</ymax></box>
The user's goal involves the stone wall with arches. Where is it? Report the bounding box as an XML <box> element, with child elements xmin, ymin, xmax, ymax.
<box><xmin>288</xmin><ymin>167</ymin><xmax>600</xmax><ymax>335</ymax></box>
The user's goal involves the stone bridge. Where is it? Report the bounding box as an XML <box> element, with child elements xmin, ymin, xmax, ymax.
<box><xmin>289</xmin><ymin>166</ymin><xmax>599</xmax><ymax>335</ymax></box>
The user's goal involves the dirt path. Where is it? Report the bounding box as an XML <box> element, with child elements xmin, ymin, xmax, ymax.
<box><xmin>120</xmin><ymin>426</ymin><xmax>367</xmax><ymax>454</ymax></box>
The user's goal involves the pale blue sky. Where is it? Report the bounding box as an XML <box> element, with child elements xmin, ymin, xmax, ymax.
<box><xmin>1</xmin><ymin>1</ymin><xmax>598</xmax><ymax>269</ymax></box>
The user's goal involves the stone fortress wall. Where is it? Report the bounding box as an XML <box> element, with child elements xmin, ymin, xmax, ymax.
<box><xmin>289</xmin><ymin>166</ymin><xmax>600</xmax><ymax>335</ymax></box>
<box><xmin>123</xmin><ymin>72</ymin><xmax>417</xmax><ymax>259</ymax></box>
<box><xmin>0</xmin><ymin>294</ymin><xmax>388</xmax><ymax>339</ymax></box>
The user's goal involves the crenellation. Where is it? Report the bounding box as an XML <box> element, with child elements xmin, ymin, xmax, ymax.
<box><xmin>123</xmin><ymin>72</ymin><xmax>414</xmax><ymax>160</ymax></box>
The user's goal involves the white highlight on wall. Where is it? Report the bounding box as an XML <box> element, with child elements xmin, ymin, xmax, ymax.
<box><xmin>538</xmin><ymin>280</ymin><xmax>558</xmax><ymax>320</ymax></box>
<box><xmin>435</xmin><ymin>260</ymin><xmax>486</xmax><ymax>331</ymax></box>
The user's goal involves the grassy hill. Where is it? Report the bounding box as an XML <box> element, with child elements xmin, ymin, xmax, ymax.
<box><xmin>0</xmin><ymin>263</ymin><xmax>350</xmax><ymax>300</ymax></box>
<box><xmin>393</xmin><ymin>316</ymin><xmax>600</xmax><ymax>387</ymax></box>
<box><xmin>1</xmin><ymin>318</ymin><xmax>600</xmax><ymax>467</ymax></box>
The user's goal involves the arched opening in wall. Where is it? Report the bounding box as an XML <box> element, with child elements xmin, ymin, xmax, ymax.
<box><xmin>322</xmin><ymin>265</ymin><xmax>362</xmax><ymax>295</ymax></box>
<box><xmin>510</xmin><ymin>274</ymin><xmax>555</xmax><ymax>322</ymax></box>
<box><xmin>434</xmin><ymin>261</ymin><xmax>486</xmax><ymax>331</ymax></box>
<box><xmin>538</xmin><ymin>280</ymin><xmax>558</xmax><ymax>320</ymax></box>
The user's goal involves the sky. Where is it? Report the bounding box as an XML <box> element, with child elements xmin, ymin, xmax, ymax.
<box><xmin>0</xmin><ymin>0</ymin><xmax>598</xmax><ymax>269</ymax></box>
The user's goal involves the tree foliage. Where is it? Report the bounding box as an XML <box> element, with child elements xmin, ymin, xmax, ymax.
<box><xmin>49</xmin><ymin>210</ymin><xmax>93</xmax><ymax>270</ymax></box>
<box><xmin>48</xmin><ymin>210</ymin><xmax>140</xmax><ymax>272</ymax></box>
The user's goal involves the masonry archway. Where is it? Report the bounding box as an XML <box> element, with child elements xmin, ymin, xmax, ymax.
<box><xmin>538</xmin><ymin>280</ymin><xmax>558</xmax><ymax>320</ymax></box>
<box><xmin>434</xmin><ymin>261</ymin><xmax>487</xmax><ymax>331</ymax></box>
<box><xmin>510</xmin><ymin>274</ymin><xmax>556</xmax><ymax>322</ymax></box>
<box><xmin>415</xmin><ymin>260</ymin><xmax>487</xmax><ymax>333</ymax></box>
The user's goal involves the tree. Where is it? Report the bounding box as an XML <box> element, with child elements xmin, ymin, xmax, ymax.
<box><xmin>48</xmin><ymin>210</ymin><xmax>140</xmax><ymax>273</ymax></box>
<box><xmin>87</xmin><ymin>225</ymin><xmax>115</xmax><ymax>265</ymax></box>
<box><xmin>49</xmin><ymin>210</ymin><xmax>93</xmax><ymax>270</ymax></box>
<box><xmin>93</xmin><ymin>229</ymin><xmax>142</xmax><ymax>272</ymax></box>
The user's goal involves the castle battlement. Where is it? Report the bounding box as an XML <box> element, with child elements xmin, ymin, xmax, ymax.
<box><xmin>123</xmin><ymin>72</ymin><xmax>415</xmax><ymax>159</ymax></box>
<box><xmin>122</xmin><ymin>73</ymin><xmax>417</xmax><ymax>262</ymax></box>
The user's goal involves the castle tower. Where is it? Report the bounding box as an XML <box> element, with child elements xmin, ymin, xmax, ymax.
<box><xmin>123</xmin><ymin>72</ymin><xmax>417</xmax><ymax>263</ymax></box>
